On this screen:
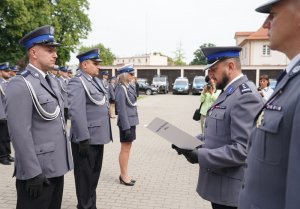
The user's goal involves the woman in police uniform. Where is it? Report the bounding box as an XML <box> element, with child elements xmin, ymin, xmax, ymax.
<box><xmin>115</xmin><ymin>64</ymin><xmax>139</xmax><ymax>186</ymax></box>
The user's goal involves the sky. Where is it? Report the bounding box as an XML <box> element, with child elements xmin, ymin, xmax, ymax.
<box><xmin>68</xmin><ymin>0</ymin><xmax>269</xmax><ymax>65</ymax></box>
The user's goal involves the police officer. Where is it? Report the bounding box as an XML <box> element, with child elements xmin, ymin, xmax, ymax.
<box><xmin>101</xmin><ymin>70</ymin><xmax>109</xmax><ymax>88</ymax></box>
<box><xmin>238</xmin><ymin>1</ymin><xmax>300</xmax><ymax>209</ymax></box>
<box><xmin>115</xmin><ymin>64</ymin><xmax>139</xmax><ymax>186</ymax></box>
<box><xmin>0</xmin><ymin>62</ymin><xmax>14</xmax><ymax>165</ymax></box>
<box><xmin>68</xmin><ymin>48</ymin><xmax>112</xmax><ymax>209</ymax></box>
<box><xmin>67</xmin><ymin>69</ymin><xmax>73</xmax><ymax>78</ymax></box>
<box><xmin>108</xmin><ymin>76</ymin><xmax>117</xmax><ymax>118</ymax></box>
<box><xmin>172</xmin><ymin>47</ymin><xmax>263</xmax><ymax>209</ymax></box>
<box><xmin>10</xmin><ymin>65</ymin><xmax>20</xmax><ymax>77</ymax></box>
<box><xmin>57</xmin><ymin>66</ymin><xmax>69</xmax><ymax>123</ymax></box>
<box><xmin>5</xmin><ymin>25</ymin><xmax>73</xmax><ymax>209</ymax></box>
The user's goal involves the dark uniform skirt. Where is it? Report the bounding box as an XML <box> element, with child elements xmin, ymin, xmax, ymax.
<box><xmin>119</xmin><ymin>126</ymin><xmax>136</xmax><ymax>142</ymax></box>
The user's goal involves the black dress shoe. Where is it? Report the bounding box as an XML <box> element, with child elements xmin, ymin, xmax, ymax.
<box><xmin>0</xmin><ymin>158</ymin><xmax>11</xmax><ymax>165</ymax></box>
<box><xmin>119</xmin><ymin>176</ymin><xmax>134</xmax><ymax>186</ymax></box>
<box><xmin>7</xmin><ymin>155</ymin><xmax>14</xmax><ymax>162</ymax></box>
<box><xmin>130</xmin><ymin>179</ymin><xmax>136</xmax><ymax>183</ymax></box>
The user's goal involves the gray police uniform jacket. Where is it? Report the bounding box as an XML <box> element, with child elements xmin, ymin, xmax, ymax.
<box><xmin>101</xmin><ymin>78</ymin><xmax>110</xmax><ymax>101</ymax></box>
<box><xmin>196</xmin><ymin>75</ymin><xmax>264</xmax><ymax>207</ymax></box>
<box><xmin>5</xmin><ymin>65</ymin><xmax>73</xmax><ymax>180</ymax></box>
<box><xmin>115</xmin><ymin>83</ymin><xmax>139</xmax><ymax>130</ymax></box>
<box><xmin>238</xmin><ymin>60</ymin><xmax>300</xmax><ymax>209</ymax></box>
<box><xmin>0</xmin><ymin>78</ymin><xmax>8</xmax><ymax>119</ymax></box>
<box><xmin>108</xmin><ymin>83</ymin><xmax>116</xmax><ymax>102</ymax></box>
<box><xmin>57</xmin><ymin>76</ymin><xmax>68</xmax><ymax>108</ymax></box>
<box><xmin>68</xmin><ymin>70</ymin><xmax>112</xmax><ymax>145</ymax></box>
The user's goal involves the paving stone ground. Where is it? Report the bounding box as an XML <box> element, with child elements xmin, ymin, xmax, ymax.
<box><xmin>0</xmin><ymin>94</ymin><xmax>212</xmax><ymax>209</ymax></box>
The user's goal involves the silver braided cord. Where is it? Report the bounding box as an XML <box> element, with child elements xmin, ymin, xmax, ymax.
<box><xmin>21</xmin><ymin>77</ymin><xmax>61</xmax><ymax>121</ymax></box>
<box><xmin>79</xmin><ymin>77</ymin><xmax>106</xmax><ymax>106</ymax></box>
<box><xmin>0</xmin><ymin>85</ymin><xmax>5</xmax><ymax>96</ymax></box>
<box><xmin>58</xmin><ymin>79</ymin><xmax>68</xmax><ymax>93</ymax></box>
<box><xmin>121</xmin><ymin>85</ymin><xmax>137</xmax><ymax>107</ymax></box>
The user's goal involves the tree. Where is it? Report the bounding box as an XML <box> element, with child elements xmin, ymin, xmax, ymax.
<box><xmin>0</xmin><ymin>0</ymin><xmax>52</xmax><ymax>65</ymax></box>
<box><xmin>51</xmin><ymin>0</ymin><xmax>91</xmax><ymax>65</ymax></box>
<box><xmin>190</xmin><ymin>43</ymin><xmax>216</xmax><ymax>65</ymax></box>
<box><xmin>173</xmin><ymin>42</ymin><xmax>186</xmax><ymax>66</ymax></box>
<box><xmin>0</xmin><ymin>0</ymin><xmax>91</xmax><ymax>66</ymax></box>
<box><xmin>79</xmin><ymin>43</ymin><xmax>116</xmax><ymax>66</ymax></box>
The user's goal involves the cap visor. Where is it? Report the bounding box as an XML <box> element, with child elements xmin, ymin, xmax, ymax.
<box><xmin>203</xmin><ymin>60</ymin><xmax>219</xmax><ymax>71</ymax></box>
<box><xmin>45</xmin><ymin>42</ymin><xmax>61</xmax><ymax>47</ymax></box>
<box><xmin>93</xmin><ymin>58</ymin><xmax>102</xmax><ymax>62</ymax></box>
<box><xmin>255</xmin><ymin>0</ymin><xmax>279</xmax><ymax>13</ymax></box>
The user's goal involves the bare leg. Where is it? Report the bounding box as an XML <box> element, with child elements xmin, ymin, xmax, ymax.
<box><xmin>119</xmin><ymin>142</ymin><xmax>132</xmax><ymax>183</ymax></box>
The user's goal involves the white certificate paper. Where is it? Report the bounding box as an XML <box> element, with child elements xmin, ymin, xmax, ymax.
<box><xmin>146</xmin><ymin>117</ymin><xmax>203</xmax><ymax>150</ymax></box>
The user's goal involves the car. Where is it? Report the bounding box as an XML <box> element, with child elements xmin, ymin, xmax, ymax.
<box><xmin>192</xmin><ymin>76</ymin><xmax>206</xmax><ymax>95</ymax></box>
<box><xmin>137</xmin><ymin>78</ymin><xmax>148</xmax><ymax>85</ymax></box>
<box><xmin>172</xmin><ymin>77</ymin><xmax>190</xmax><ymax>95</ymax></box>
<box><xmin>137</xmin><ymin>81</ymin><xmax>158</xmax><ymax>95</ymax></box>
<box><xmin>152</xmin><ymin>75</ymin><xmax>169</xmax><ymax>94</ymax></box>
<box><xmin>269</xmin><ymin>78</ymin><xmax>277</xmax><ymax>90</ymax></box>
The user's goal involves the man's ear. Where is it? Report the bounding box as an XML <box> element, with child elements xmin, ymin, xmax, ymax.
<box><xmin>227</xmin><ymin>60</ymin><xmax>235</xmax><ymax>74</ymax></box>
<box><xmin>29</xmin><ymin>47</ymin><xmax>38</xmax><ymax>60</ymax></box>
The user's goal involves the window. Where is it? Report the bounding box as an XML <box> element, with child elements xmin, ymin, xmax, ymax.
<box><xmin>262</xmin><ymin>45</ymin><xmax>270</xmax><ymax>56</ymax></box>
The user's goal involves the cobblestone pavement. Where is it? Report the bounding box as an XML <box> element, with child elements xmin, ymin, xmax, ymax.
<box><xmin>0</xmin><ymin>94</ymin><xmax>212</xmax><ymax>209</ymax></box>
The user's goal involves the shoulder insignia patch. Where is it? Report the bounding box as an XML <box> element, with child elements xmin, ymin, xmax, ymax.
<box><xmin>239</xmin><ymin>83</ymin><xmax>252</xmax><ymax>94</ymax></box>
<box><xmin>20</xmin><ymin>70</ymin><xmax>30</xmax><ymax>77</ymax></box>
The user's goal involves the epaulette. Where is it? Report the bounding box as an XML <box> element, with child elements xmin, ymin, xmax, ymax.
<box><xmin>239</xmin><ymin>83</ymin><xmax>252</xmax><ymax>94</ymax></box>
<box><xmin>75</xmin><ymin>73</ymin><xmax>82</xmax><ymax>77</ymax></box>
<box><xmin>20</xmin><ymin>70</ymin><xmax>30</xmax><ymax>77</ymax></box>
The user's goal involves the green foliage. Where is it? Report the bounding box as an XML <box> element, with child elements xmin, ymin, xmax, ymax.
<box><xmin>0</xmin><ymin>0</ymin><xmax>91</xmax><ymax>66</ymax></box>
<box><xmin>173</xmin><ymin>42</ymin><xmax>186</xmax><ymax>66</ymax></box>
<box><xmin>79</xmin><ymin>43</ymin><xmax>116</xmax><ymax>66</ymax></box>
<box><xmin>51</xmin><ymin>0</ymin><xmax>91</xmax><ymax>65</ymax></box>
<box><xmin>0</xmin><ymin>0</ymin><xmax>52</xmax><ymax>65</ymax></box>
<box><xmin>190</xmin><ymin>43</ymin><xmax>216</xmax><ymax>65</ymax></box>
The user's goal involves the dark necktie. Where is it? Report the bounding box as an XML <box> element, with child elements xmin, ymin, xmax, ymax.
<box><xmin>276</xmin><ymin>70</ymin><xmax>287</xmax><ymax>86</ymax></box>
<box><xmin>45</xmin><ymin>75</ymin><xmax>52</xmax><ymax>89</ymax></box>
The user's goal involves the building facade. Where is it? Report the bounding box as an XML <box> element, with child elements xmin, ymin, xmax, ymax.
<box><xmin>235</xmin><ymin>27</ymin><xmax>289</xmax><ymax>66</ymax></box>
<box><xmin>113</xmin><ymin>53</ymin><xmax>168</xmax><ymax>66</ymax></box>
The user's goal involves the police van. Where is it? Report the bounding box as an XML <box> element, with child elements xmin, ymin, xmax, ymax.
<box><xmin>172</xmin><ymin>77</ymin><xmax>190</xmax><ymax>95</ymax></box>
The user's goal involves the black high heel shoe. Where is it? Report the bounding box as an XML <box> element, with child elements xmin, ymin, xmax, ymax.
<box><xmin>119</xmin><ymin>176</ymin><xmax>135</xmax><ymax>186</ymax></box>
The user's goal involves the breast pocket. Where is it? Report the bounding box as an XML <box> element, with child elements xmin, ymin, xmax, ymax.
<box><xmin>90</xmin><ymin>89</ymin><xmax>104</xmax><ymax>101</ymax></box>
<box><xmin>210</xmin><ymin>109</ymin><xmax>227</xmax><ymax>136</ymax></box>
<box><xmin>37</xmin><ymin>94</ymin><xmax>57</xmax><ymax>112</ymax></box>
<box><xmin>254</xmin><ymin>111</ymin><xmax>283</xmax><ymax>165</ymax></box>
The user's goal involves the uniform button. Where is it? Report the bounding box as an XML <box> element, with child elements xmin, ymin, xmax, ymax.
<box><xmin>245</xmin><ymin>164</ymin><xmax>248</xmax><ymax>168</ymax></box>
<box><xmin>242</xmin><ymin>184</ymin><xmax>245</xmax><ymax>189</ymax></box>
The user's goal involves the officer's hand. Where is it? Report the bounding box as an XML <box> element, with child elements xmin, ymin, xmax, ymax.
<box><xmin>171</xmin><ymin>145</ymin><xmax>198</xmax><ymax>164</ymax></box>
<box><xmin>171</xmin><ymin>144</ymin><xmax>190</xmax><ymax>155</ymax></box>
<box><xmin>26</xmin><ymin>174</ymin><xmax>50</xmax><ymax>198</ymax></box>
<box><xmin>182</xmin><ymin>149</ymin><xmax>199</xmax><ymax>164</ymax></box>
<box><xmin>124</xmin><ymin>129</ymin><xmax>131</xmax><ymax>140</ymax></box>
<box><xmin>79</xmin><ymin>139</ymin><xmax>89</xmax><ymax>157</ymax></box>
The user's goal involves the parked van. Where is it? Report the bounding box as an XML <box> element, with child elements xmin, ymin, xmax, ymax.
<box><xmin>172</xmin><ymin>77</ymin><xmax>190</xmax><ymax>95</ymax></box>
<box><xmin>192</xmin><ymin>76</ymin><xmax>206</xmax><ymax>95</ymax></box>
<box><xmin>152</xmin><ymin>75</ymin><xmax>169</xmax><ymax>94</ymax></box>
